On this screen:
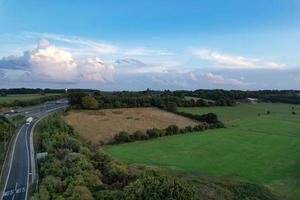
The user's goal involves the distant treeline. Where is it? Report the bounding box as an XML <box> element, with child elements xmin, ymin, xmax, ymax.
<box><xmin>68</xmin><ymin>91</ymin><xmax>229</xmax><ymax>110</ymax></box>
<box><xmin>190</xmin><ymin>89</ymin><xmax>300</xmax><ymax>104</ymax></box>
<box><xmin>68</xmin><ymin>89</ymin><xmax>300</xmax><ymax>110</ymax></box>
<box><xmin>0</xmin><ymin>94</ymin><xmax>66</xmax><ymax>108</ymax></box>
<box><xmin>0</xmin><ymin>88</ymin><xmax>96</xmax><ymax>95</ymax></box>
<box><xmin>2</xmin><ymin>88</ymin><xmax>300</xmax><ymax>108</ymax></box>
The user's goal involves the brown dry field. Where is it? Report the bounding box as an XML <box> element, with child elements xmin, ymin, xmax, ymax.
<box><xmin>63</xmin><ymin>107</ymin><xmax>198</xmax><ymax>144</ymax></box>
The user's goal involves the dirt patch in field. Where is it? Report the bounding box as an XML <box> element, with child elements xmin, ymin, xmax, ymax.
<box><xmin>63</xmin><ymin>107</ymin><xmax>198</xmax><ymax>144</ymax></box>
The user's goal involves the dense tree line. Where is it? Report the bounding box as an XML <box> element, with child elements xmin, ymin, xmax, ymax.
<box><xmin>0</xmin><ymin>94</ymin><xmax>66</xmax><ymax>108</ymax></box>
<box><xmin>68</xmin><ymin>92</ymin><xmax>217</xmax><ymax>110</ymax></box>
<box><xmin>31</xmin><ymin>114</ymin><xmax>198</xmax><ymax>200</ymax></box>
<box><xmin>192</xmin><ymin>89</ymin><xmax>300</xmax><ymax>105</ymax></box>
<box><xmin>0</xmin><ymin>88</ymin><xmax>97</xmax><ymax>95</ymax></box>
<box><xmin>0</xmin><ymin>88</ymin><xmax>65</xmax><ymax>95</ymax></box>
<box><xmin>69</xmin><ymin>89</ymin><xmax>300</xmax><ymax>110</ymax></box>
<box><xmin>113</xmin><ymin>121</ymin><xmax>224</xmax><ymax>145</ymax></box>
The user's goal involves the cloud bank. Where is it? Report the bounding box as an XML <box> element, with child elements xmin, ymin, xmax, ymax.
<box><xmin>0</xmin><ymin>40</ymin><xmax>115</xmax><ymax>83</ymax></box>
<box><xmin>195</xmin><ymin>49</ymin><xmax>286</xmax><ymax>69</ymax></box>
<box><xmin>0</xmin><ymin>32</ymin><xmax>298</xmax><ymax>90</ymax></box>
<box><xmin>203</xmin><ymin>72</ymin><xmax>249</xmax><ymax>86</ymax></box>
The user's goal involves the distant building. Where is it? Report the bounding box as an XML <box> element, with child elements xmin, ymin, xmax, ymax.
<box><xmin>239</xmin><ymin>98</ymin><xmax>258</xmax><ymax>104</ymax></box>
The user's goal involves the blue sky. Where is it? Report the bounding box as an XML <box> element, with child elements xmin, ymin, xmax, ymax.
<box><xmin>0</xmin><ymin>0</ymin><xmax>300</xmax><ymax>90</ymax></box>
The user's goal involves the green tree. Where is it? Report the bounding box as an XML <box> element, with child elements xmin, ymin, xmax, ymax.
<box><xmin>64</xmin><ymin>185</ymin><xmax>94</xmax><ymax>200</ymax></box>
<box><xmin>166</xmin><ymin>102</ymin><xmax>177</xmax><ymax>112</ymax></box>
<box><xmin>68</xmin><ymin>92</ymin><xmax>86</xmax><ymax>106</ymax></box>
<box><xmin>123</xmin><ymin>170</ymin><xmax>197</xmax><ymax>200</ymax></box>
<box><xmin>81</xmin><ymin>96</ymin><xmax>99</xmax><ymax>109</ymax></box>
<box><xmin>165</xmin><ymin>125</ymin><xmax>179</xmax><ymax>135</ymax></box>
<box><xmin>146</xmin><ymin>128</ymin><xmax>161</xmax><ymax>138</ymax></box>
<box><xmin>114</xmin><ymin>131</ymin><xmax>130</xmax><ymax>143</ymax></box>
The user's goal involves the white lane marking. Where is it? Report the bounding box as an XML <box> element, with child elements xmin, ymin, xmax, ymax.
<box><xmin>12</xmin><ymin>182</ymin><xmax>18</xmax><ymax>200</ymax></box>
<box><xmin>25</xmin><ymin>124</ymin><xmax>30</xmax><ymax>200</ymax></box>
<box><xmin>1</xmin><ymin>125</ymin><xmax>25</xmax><ymax>200</ymax></box>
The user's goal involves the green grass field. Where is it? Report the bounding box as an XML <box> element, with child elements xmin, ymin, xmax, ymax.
<box><xmin>105</xmin><ymin>103</ymin><xmax>300</xmax><ymax>199</ymax></box>
<box><xmin>0</xmin><ymin>93</ymin><xmax>60</xmax><ymax>104</ymax></box>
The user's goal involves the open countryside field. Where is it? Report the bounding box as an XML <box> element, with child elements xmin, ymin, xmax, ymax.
<box><xmin>0</xmin><ymin>93</ymin><xmax>60</xmax><ymax>104</ymax></box>
<box><xmin>106</xmin><ymin>103</ymin><xmax>300</xmax><ymax>199</ymax></box>
<box><xmin>63</xmin><ymin>107</ymin><xmax>198</xmax><ymax>144</ymax></box>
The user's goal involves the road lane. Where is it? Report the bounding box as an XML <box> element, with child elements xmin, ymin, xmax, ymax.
<box><xmin>2</xmin><ymin>125</ymin><xmax>29</xmax><ymax>200</ymax></box>
<box><xmin>1</xmin><ymin>103</ymin><xmax>67</xmax><ymax>200</ymax></box>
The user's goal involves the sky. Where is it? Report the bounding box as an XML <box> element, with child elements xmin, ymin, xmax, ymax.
<box><xmin>0</xmin><ymin>0</ymin><xmax>300</xmax><ymax>90</ymax></box>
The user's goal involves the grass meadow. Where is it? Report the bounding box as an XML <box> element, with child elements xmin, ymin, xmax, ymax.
<box><xmin>0</xmin><ymin>93</ymin><xmax>60</xmax><ymax>104</ymax></box>
<box><xmin>105</xmin><ymin>103</ymin><xmax>300</xmax><ymax>199</ymax></box>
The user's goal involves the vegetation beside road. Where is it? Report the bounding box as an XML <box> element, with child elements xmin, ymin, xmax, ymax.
<box><xmin>31</xmin><ymin>113</ymin><xmax>198</xmax><ymax>200</ymax></box>
<box><xmin>106</xmin><ymin>103</ymin><xmax>300</xmax><ymax>199</ymax></box>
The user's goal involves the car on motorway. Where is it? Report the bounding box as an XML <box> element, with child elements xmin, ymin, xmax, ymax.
<box><xmin>26</xmin><ymin>117</ymin><xmax>33</xmax><ymax>124</ymax></box>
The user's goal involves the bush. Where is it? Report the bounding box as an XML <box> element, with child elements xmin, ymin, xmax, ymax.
<box><xmin>200</xmin><ymin>113</ymin><xmax>219</xmax><ymax>123</ymax></box>
<box><xmin>95</xmin><ymin>190</ymin><xmax>123</xmax><ymax>200</ymax></box>
<box><xmin>123</xmin><ymin>170</ymin><xmax>197</xmax><ymax>200</ymax></box>
<box><xmin>81</xmin><ymin>96</ymin><xmax>99</xmax><ymax>109</ymax></box>
<box><xmin>114</xmin><ymin>131</ymin><xmax>130</xmax><ymax>143</ymax></box>
<box><xmin>166</xmin><ymin>102</ymin><xmax>177</xmax><ymax>112</ymax></box>
<box><xmin>146</xmin><ymin>128</ymin><xmax>161</xmax><ymax>138</ymax></box>
<box><xmin>131</xmin><ymin>130</ymin><xmax>148</xmax><ymax>141</ymax></box>
<box><xmin>192</xmin><ymin>123</ymin><xmax>206</xmax><ymax>132</ymax></box>
<box><xmin>184</xmin><ymin>126</ymin><xmax>193</xmax><ymax>132</ymax></box>
<box><xmin>166</xmin><ymin>125</ymin><xmax>179</xmax><ymax>135</ymax></box>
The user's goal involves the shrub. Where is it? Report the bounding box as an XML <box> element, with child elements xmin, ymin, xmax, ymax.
<box><xmin>200</xmin><ymin>113</ymin><xmax>219</xmax><ymax>123</ymax></box>
<box><xmin>123</xmin><ymin>170</ymin><xmax>197</xmax><ymax>200</ymax></box>
<box><xmin>81</xmin><ymin>96</ymin><xmax>99</xmax><ymax>109</ymax></box>
<box><xmin>184</xmin><ymin>126</ymin><xmax>193</xmax><ymax>132</ymax></box>
<box><xmin>166</xmin><ymin>102</ymin><xmax>177</xmax><ymax>112</ymax></box>
<box><xmin>146</xmin><ymin>128</ymin><xmax>161</xmax><ymax>138</ymax></box>
<box><xmin>114</xmin><ymin>131</ymin><xmax>130</xmax><ymax>143</ymax></box>
<box><xmin>131</xmin><ymin>130</ymin><xmax>148</xmax><ymax>141</ymax></box>
<box><xmin>95</xmin><ymin>190</ymin><xmax>123</xmax><ymax>200</ymax></box>
<box><xmin>165</xmin><ymin>125</ymin><xmax>179</xmax><ymax>135</ymax></box>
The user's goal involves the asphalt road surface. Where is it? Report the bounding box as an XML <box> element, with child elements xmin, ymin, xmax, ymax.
<box><xmin>1</xmin><ymin>102</ymin><xmax>67</xmax><ymax>200</ymax></box>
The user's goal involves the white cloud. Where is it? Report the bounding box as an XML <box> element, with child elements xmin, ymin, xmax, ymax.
<box><xmin>23</xmin><ymin>32</ymin><xmax>119</xmax><ymax>55</ymax></box>
<box><xmin>195</xmin><ymin>49</ymin><xmax>286</xmax><ymax>69</ymax></box>
<box><xmin>123</xmin><ymin>48</ymin><xmax>174</xmax><ymax>56</ymax></box>
<box><xmin>203</xmin><ymin>72</ymin><xmax>248</xmax><ymax>86</ymax></box>
<box><xmin>23</xmin><ymin>32</ymin><xmax>173</xmax><ymax>57</ymax></box>
<box><xmin>113</xmin><ymin>58</ymin><xmax>178</xmax><ymax>74</ymax></box>
<box><xmin>29</xmin><ymin>40</ymin><xmax>77</xmax><ymax>82</ymax></box>
<box><xmin>77</xmin><ymin>57</ymin><xmax>115</xmax><ymax>82</ymax></box>
<box><xmin>0</xmin><ymin>40</ymin><xmax>115</xmax><ymax>83</ymax></box>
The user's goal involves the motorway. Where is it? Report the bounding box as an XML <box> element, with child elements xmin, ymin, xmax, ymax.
<box><xmin>1</xmin><ymin>102</ymin><xmax>68</xmax><ymax>200</ymax></box>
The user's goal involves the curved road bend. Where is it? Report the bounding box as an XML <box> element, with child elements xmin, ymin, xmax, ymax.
<box><xmin>1</xmin><ymin>104</ymin><xmax>67</xmax><ymax>200</ymax></box>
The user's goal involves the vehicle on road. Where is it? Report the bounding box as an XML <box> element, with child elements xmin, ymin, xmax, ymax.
<box><xmin>26</xmin><ymin>117</ymin><xmax>33</xmax><ymax>124</ymax></box>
